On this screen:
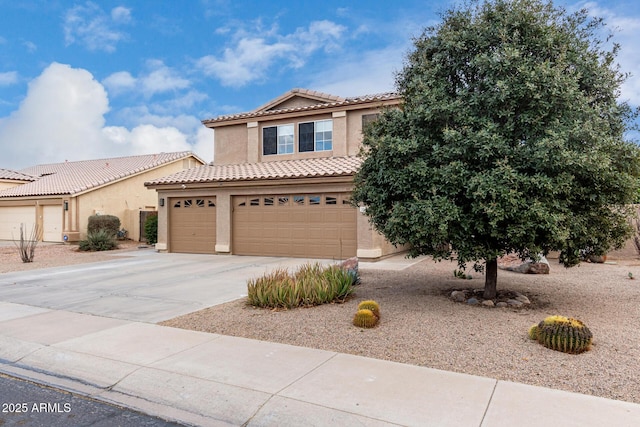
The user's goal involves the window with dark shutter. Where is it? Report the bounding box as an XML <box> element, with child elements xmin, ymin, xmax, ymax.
<box><xmin>299</xmin><ymin>122</ymin><xmax>314</xmax><ymax>152</ymax></box>
<box><xmin>263</xmin><ymin>127</ymin><xmax>277</xmax><ymax>155</ymax></box>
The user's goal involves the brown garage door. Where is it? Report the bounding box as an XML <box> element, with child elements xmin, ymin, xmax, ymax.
<box><xmin>233</xmin><ymin>193</ymin><xmax>356</xmax><ymax>259</ymax></box>
<box><xmin>170</xmin><ymin>197</ymin><xmax>216</xmax><ymax>254</ymax></box>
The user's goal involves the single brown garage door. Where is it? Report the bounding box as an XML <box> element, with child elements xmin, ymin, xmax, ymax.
<box><xmin>233</xmin><ymin>193</ymin><xmax>356</xmax><ymax>259</ymax></box>
<box><xmin>170</xmin><ymin>197</ymin><xmax>216</xmax><ymax>254</ymax></box>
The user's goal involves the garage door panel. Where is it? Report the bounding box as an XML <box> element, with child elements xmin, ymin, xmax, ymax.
<box><xmin>42</xmin><ymin>205</ymin><xmax>63</xmax><ymax>242</ymax></box>
<box><xmin>233</xmin><ymin>193</ymin><xmax>356</xmax><ymax>259</ymax></box>
<box><xmin>0</xmin><ymin>206</ymin><xmax>36</xmax><ymax>240</ymax></box>
<box><xmin>170</xmin><ymin>197</ymin><xmax>216</xmax><ymax>254</ymax></box>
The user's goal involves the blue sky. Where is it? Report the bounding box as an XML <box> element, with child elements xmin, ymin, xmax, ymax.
<box><xmin>0</xmin><ymin>1</ymin><xmax>639</xmax><ymax>169</ymax></box>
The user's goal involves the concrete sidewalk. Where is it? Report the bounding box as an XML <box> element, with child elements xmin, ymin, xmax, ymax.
<box><xmin>1</xmin><ymin>301</ymin><xmax>639</xmax><ymax>426</ymax></box>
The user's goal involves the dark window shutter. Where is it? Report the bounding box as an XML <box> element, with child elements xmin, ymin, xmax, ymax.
<box><xmin>263</xmin><ymin>127</ymin><xmax>277</xmax><ymax>155</ymax></box>
<box><xmin>298</xmin><ymin>122</ymin><xmax>314</xmax><ymax>152</ymax></box>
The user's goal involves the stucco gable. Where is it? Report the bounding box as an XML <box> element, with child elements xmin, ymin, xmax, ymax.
<box><xmin>203</xmin><ymin>89</ymin><xmax>401</xmax><ymax>126</ymax></box>
<box><xmin>255</xmin><ymin>88</ymin><xmax>345</xmax><ymax>113</ymax></box>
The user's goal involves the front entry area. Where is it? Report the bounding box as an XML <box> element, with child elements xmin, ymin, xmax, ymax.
<box><xmin>169</xmin><ymin>197</ymin><xmax>216</xmax><ymax>254</ymax></box>
<box><xmin>232</xmin><ymin>193</ymin><xmax>356</xmax><ymax>259</ymax></box>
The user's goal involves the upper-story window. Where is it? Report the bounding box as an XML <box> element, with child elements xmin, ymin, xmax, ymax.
<box><xmin>299</xmin><ymin>120</ymin><xmax>332</xmax><ymax>152</ymax></box>
<box><xmin>263</xmin><ymin>124</ymin><xmax>294</xmax><ymax>155</ymax></box>
<box><xmin>362</xmin><ymin>113</ymin><xmax>379</xmax><ymax>131</ymax></box>
<box><xmin>263</xmin><ymin>120</ymin><xmax>332</xmax><ymax>156</ymax></box>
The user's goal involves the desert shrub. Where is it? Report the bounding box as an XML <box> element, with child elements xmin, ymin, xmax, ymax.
<box><xmin>13</xmin><ymin>223</ymin><xmax>39</xmax><ymax>263</ymax></box>
<box><xmin>353</xmin><ymin>309</ymin><xmax>378</xmax><ymax>328</ymax></box>
<box><xmin>88</xmin><ymin>214</ymin><xmax>120</xmax><ymax>237</ymax></box>
<box><xmin>247</xmin><ymin>263</ymin><xmax>355</xmax><ymax>308</ymax></box>
<box><xmin>144</xmin><ymin>213</ymin><xmax>158</xmax><ymax>245</ymax></box>
<box><xmin>79</xmin><ymin>229</ymin><xmax>118</xmax><ymax>251</ymax></box>
<box><xmin>528</xmin><ymin>315</ymin><xmax>593</xmax><ymax>354</ymax></box>
<box><xmin>357</xmin><ymin>300</ymin><xmax>380</xmax><ymax>319</ymax></box>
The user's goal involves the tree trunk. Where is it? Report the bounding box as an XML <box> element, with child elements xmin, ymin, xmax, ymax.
<box><xmin>484</xmin><ymin>257</ymin><xmax>498</xmax><ymax>299</ymax></box>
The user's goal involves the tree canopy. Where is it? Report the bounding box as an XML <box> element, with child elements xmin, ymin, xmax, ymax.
<box><xmin>352</xmin><ymin>0</ymin><xmax>640</xmax><ymax>298</ymax></box>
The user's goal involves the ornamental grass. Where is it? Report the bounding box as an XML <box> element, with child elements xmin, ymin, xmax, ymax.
<box><xmin>247</xmin><ymin>262</ymin><xmax>355</xmax><ymax>309</ymax></box>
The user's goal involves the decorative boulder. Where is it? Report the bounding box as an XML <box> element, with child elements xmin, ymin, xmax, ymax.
<box><xmin>340</xmin><ymin>257</ymin><xmax>360</xmax><ymax>285</ymax></box>
<box><xmin>498</xmin><ymin>254</ymin><xmax>550</xmax><ymax>274</ymax></box>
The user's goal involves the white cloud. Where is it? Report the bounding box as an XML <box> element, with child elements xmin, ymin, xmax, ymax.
<box><xmin>0</xmin><ymin>63</ymin><xmax>211</xmax><ymax>169</ymax></box>
<box><xmin>103</xmin><ymin>61</ymin><xmax>192</xmax><ymax>99</ymax></box>
<box><xmin>111</xmin><ymin>6</ymin><xmax>132</xmax><ymax>23</ymax></box>
<box><xmin>102</xmin><ymin>71</ymin><xmax>136</xmax><ymax>93</ymax></box>
<box><xmin>196</xmin><ymin>20</ymin><xmax>346</xmax><ymax>87</ymax></box>
<box><xmin>0</xmin><ymin>71</ymin><xmax>18</xmax><ymax>86</ymax></box>
<box><xmin>22</xmin><ymin>41</ymin><xmax>37</xmax><ymax>53</ymax></box>
<box><xmin>310</xmin><ymin>45</ymin><xmax>404</xmax><ymax>96</ymax></box>
<box><xmin>193</xmin><ymin>127</ymin><xmax>214</xmax><ymax>163</ymax></box>
<box><xmin>103</xmin><ymin>124</ymin><xmax>190</xmax><ymax>154</ymax></box>
<box><xmin>63</xmin><ymin>2</ymin><xmax>131</xmax><ymax>52</ymax></box>
<box><xmin>141</xmin><ymin>60</ymin><xmax>191</xmax><ymax>97</ymax></box>
<box><xmin>0</xmin><ymin>63</ymin><xmax>110</xmax><ymax>167</ymax></box>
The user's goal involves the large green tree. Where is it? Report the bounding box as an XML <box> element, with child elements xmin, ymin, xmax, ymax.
<box><xmin>352</xmin><ymin>0</ymin><xmax>640</xmax><ymax>298</ymax></box>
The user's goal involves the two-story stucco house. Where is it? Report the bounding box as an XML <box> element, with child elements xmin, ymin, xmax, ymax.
<box><xmin>145</xmin><ymin>88</ymin><xmax>404</xmax><ymax>260</ymax></box>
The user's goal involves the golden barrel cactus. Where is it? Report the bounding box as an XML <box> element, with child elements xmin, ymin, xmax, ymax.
<box><xmin>528</xmin><ymin>315</ymin><xmax>593</xmax><ymax>354</ymax></box>
<box><xmin>357</xmin><ymin>300</ymin><xmax>381</xmax><ymax>319</ymax></box>
<box><xmin>353</xmin><ymin>309</ymin><xmax>378</xmax><ymax>328</ymax></box>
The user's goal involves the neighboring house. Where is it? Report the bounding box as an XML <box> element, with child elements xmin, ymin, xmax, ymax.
<box><xmin>0</xmin><ymin>169</ymin><xmax>36</xmax><ymax>191</ymax></box>
<box><xmin>0</xmin><ymin>152</ymin><xmax>204</xmax><ymax>242</ymax></box>
<box><xmin>145</xmin><ymin>88</ymin><xmax>405</xmax><ymax>259</ymax></box>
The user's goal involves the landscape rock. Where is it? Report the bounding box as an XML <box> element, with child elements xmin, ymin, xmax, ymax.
<box><xmin>498</xmin><ymin>253</ymin><xmax>550</xmax><ymax>274</ymax></box>
<box><xmin>482</xmin><ymin>300</ymin><xmax>495</xmax><ymax>307</ymax></box>
<box><xmin>496</xmin><ymin>302</ymin><xmax>508</xmax><ymax>308</ymax></box>
<box><xmin>467</xmin><ymin>298</ymin><xmax>479</xmax><ymax>305</ymax></box>
<box><xmin>507</xmin><ymin>299</ymin><xmax>524</xmax><ymax>307</ymax></box>
<box><xmin>515</xmin><ymin>295</ymin><xmax>530</xmax><ymax>304</ymax></box>
<box><xmin>340</xmin><ymin>257</ymin><xmax>359</xmax><ymax>284</ymax></box>
<box><xmin>341</xmin><ymin>256</ymin><xmax>358</xmax><ymax>272</ymax></box>
<box><xmin>451</xmin><ymin>291</ymin><xmax>466</xmax><ymax>302</ymax></box>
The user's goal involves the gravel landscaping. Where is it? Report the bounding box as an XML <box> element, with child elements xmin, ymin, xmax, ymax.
<box><xmin>161</xmin><ymin>254</ymin><xmax>640</xmax><ymax>405</ymax></box>
<box><xmin>1</xmin><ymin>242</ymin><xmax>639</xmax><ymax>404</ymax></box>
<box><xmin>0</xmin><ymin>241</ymin><xmax>141</xmax><ymax>274</ymax></box>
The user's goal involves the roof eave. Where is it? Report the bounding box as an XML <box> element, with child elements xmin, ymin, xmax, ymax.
<box><xmin>147</xmin><ymin>174</ymin><xmax>356</xmax><ymax>190</ymax></box>
<box><xmin>202</xmin><ymin>95</ymin><xmax>402</xmax><ymax>128</ymax></box>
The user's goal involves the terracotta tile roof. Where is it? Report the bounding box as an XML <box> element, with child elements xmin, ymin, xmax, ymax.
<box><xmin>145</xmin><ymin>156</ymin><xmax>362</xmax><ymax>186</ymax></box>
<box><xmin>202</xmin><ymin>90</ymin><xmax>400</xmax><ymax>125</ymax></box>
<box><xmin>0</xmin><ymin>169</ymin><xmax>37</xmax><ymax>182</ymax></box>
<box><xmin>0</xmin><ymin>152</ymin><xmax>201</xmax><ymax>198</ymax></box>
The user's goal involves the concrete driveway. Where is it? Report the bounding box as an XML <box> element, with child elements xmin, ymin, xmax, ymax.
<box><xmin>0</xmin><ymin>249</ymin><xmax>331</xmax><ymax>323</ymax></box>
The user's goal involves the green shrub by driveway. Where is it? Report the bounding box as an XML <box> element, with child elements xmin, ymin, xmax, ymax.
<box><xmin>79</xmin><ymin>229</ymin><xmax>118</xmax><ymax>251</ymax></box>
<box><xmin>247</xmin><ymin>262</ymin><xmax>355</xmax><ymax>309</ymax></box>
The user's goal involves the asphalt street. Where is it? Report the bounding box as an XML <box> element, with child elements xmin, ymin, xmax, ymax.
<box><xmin>0</xmin><ymin>372</ymin><xmax>184</xmax><ymax>426</ymax></box>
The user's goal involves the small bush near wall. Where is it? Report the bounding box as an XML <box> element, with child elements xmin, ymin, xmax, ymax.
<box><xmin>144</xmin><ymin>213</ymin><xmax>158</xmax><ymax>245</ymax></box>
<box><xmin>79</xmin><ymin>229</ymin><xmax>118</xmax><ymax>251</ymax></box>
<box><xmin>88</xmin><ymin>214</ymin><xmax>121</xmax><ymax>237</ymax></box>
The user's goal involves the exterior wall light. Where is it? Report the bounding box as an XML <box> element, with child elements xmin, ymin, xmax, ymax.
<box><xmin>64</xmin><ymin>201</ymin><xmax>69</xmax><ymax>211</ymax></box>
<box><xmin>160</xmin><ymin>198</ymin><xmax>165</xmax><ymax>207</ymax></box>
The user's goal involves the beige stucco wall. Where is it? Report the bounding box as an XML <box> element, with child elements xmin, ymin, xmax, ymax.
<box><xmin>213</xmin><ymin>124</ymin><xmax>248</xmax><ymax>165</ymax></box>
<box><xmin>213</xmin><ymin>110</ymin><xmax>359</xmax><ymax>165</ymax></box>
<box><xmin>346</xmin><ymin>108</ymin><xmax>381</xmax><ymax>156</ymax></box>
<box><xmin>73</xmin><ymin>158</ymin><xmax>201</xmax><ymax>241</ymax></box>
